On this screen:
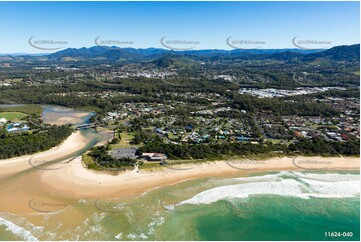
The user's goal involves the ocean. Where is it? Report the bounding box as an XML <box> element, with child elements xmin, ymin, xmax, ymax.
<box><xmin>0</xmin><ymin>171</ymin><xmax>359</xmax><ymax>241</ymax></box>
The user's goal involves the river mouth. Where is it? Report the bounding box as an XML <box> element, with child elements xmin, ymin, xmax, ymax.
<box><xmin>0</xmin><ymin>104</ymin><xmax>113</xmax><ymax>222</ymax></box>
<box><xmin>0</xmin><ymin>104</ymin><xmax>103</xmax><ymax>163</ymax></box>
<box><xmin>0</xmin><ymin>127</ymin><xmax>113</xmax><ymax>219</ymax></box>
<box><xmin>0</xmin><ymin>104</ymin><xmax>96</xmax><ymax>126</ymax></box>
<box><xmin>41</xmin><ymin>105</ymin><xmax>96</xmax><ymax>125</ymax></box>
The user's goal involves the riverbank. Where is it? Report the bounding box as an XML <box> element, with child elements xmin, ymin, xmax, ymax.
<box><xmin>40</xmin><ymin>155</ymin><xmax>360</xmax><ymax>199</ymax></box>
<box><xmin>0</xmin><ymin>131</ymin><xmax>89</xmax><ymax>178</ymax></box>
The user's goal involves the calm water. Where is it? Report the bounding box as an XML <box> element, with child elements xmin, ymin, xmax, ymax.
<box><xmin>41</xmin><ymin>105</ymin><xmax>95</xmax><ymax>125</ymax></box>
<box><xmin>0</xmin><ymin>104</ymin><xmax>95</xmax><ymax>125</ymax></box>
<box><xmin>0</xmin><ymin>171</ymin><xmax>359</xmax><ymax>241</ymax></box>
<box><xmin>0</xmin><ymin>104</ymin><xmax>100</xmax><ymax>168</ymax></box>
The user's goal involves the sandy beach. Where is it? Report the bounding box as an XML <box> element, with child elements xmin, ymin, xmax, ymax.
<box><xmin>0</xmin><ymin>126</ymin><xmax>358</xmax><ymax>217</ymax></box>
<box><xmin>40</xmin><ymin>155</ymin><xmax>360</xmax><ymax>199</ymax></box>
<box><xmin>0</xmin><ymin>131</ymin><xmax>89</xmax><ymax>178</ymax></box>
<box><xmin>0</xmin><ymin>147</ymin><xmax>358</xmax><ymax>223</ymax></box>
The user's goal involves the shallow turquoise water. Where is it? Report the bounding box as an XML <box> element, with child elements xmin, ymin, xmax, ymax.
<box><xmin>191</xmin><ymin>197</ymin><xmax>359</xmax><ymax>241</ymax></box>
<box><xmin>0</xmin><ymin>171</ymin><xmax>359</xmax><ymax>241</ymax></box>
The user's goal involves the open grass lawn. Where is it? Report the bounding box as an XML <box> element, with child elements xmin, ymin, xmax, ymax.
<box><xmin>0</xmin><ymin>112</ymin><xmax>27</xmax><ymax>121</ymax></box>
<box><xmin>265</xmin><ymin>139</ymin><xmax>283</xmax><ymax>144</ymax></box>
<box><xmin>168</xmin><ymin>132</ymin><xmax>180</xmax><ymax>140</ymax></box>
<box><xmin>82</xmin><ymin>153</ymin><xmax>95</xmax><ymax>166</ymax></box>
<box><xmin>0</xmin><ymin>104</ymin><xmax>42</xmax><ymax>115</ymax></box>
<box><xmin>4</xmin><ymin>78</ymin><xmax>23</xmax><ymax>83</ymax></box>
<box><xmin>109</xmin><ymin>132</ymin><xmax>138</xmax><ymax>149</ymax></box>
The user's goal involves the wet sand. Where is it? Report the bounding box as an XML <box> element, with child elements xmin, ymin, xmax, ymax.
<box><xmin>43</xmin><ymin>112</ymin><xmax>91</xmax><ymax>125</ymax></box>
<box><xmin>0</xmin><ymin>150</ymin><xmax>358</xmax><ymax>225</ymax></box>
<box><xmin>0</xmin><ymin>122</ymin><xmax>358</xmax><ymax>219</ymax></box>
<box><xmin>40</xmin><ymin>156</ymin><xmax>360</xmax><ymax>199</ymax></box>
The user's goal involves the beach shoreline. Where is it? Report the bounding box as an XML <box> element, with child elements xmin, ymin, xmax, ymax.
<box><xmin>40</xmin><ymin>155</ymin><xmax>360</xmax><ymax>199</ymax></box>
<box><xmin>0</xmin><ymin>149</ymin><xmax>358</xmax><ymax>223</ymax></box>
<box><xmin>0</xmin><ymin>128</ymin><xmax>358</xmax><ymax>217</ymax></box>
<box><xmin>0</xmin><ymin>131</ymin><xmax>89</xmax><ymax>178</ymax></box>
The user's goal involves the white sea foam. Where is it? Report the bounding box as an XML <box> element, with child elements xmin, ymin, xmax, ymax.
<box><xmin>300</xmin><ymin>178</ymin><xmax>360</xmax><ymax>198</ymax></box>
<box><xmin>0</xmin><ymin>217</ymin><xmax>38</xmax><ymax>241</ymax></box>
<box><xmin>114</xmin><ymin>232</ymin><xmax>123</xmax><ymax>240</ymax></box>
<box><xmin>179</xmin><ymin>172</ymin><xmax>360</xmax><ymax>205</ymax></box>
<box><xmin>146</xmin><ymin>213</ymin><xmax>165</xmax><ymax>235</ymax></box>
<box><xmin>283</xmin><ymin>171</ymin><xmax>360</xmax><ymax>182</ymax></box>
<box><xmin>126</xmin><ymin>233</ymin><xmax>137</xmax><ymax>240</ymax></box>
<box><xmin>139</xmin><ymin>233</ymin><xmax>148</xmax><ymax>239</ymax></box>
<box><xmin>233</xmin><ymin>173</ymin><xmax>283</xmax><ymax>183</ymax></box>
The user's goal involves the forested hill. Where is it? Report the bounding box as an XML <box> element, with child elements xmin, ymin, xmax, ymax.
<box><xmin>4</xmin><ymin>44</ymin><xmax>359</xmax><ymax>64</ymax></box>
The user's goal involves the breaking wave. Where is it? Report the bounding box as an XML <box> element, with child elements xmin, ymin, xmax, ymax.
<box><xmin>179</xmin><ymin>171</ymin><xmax>360</xmax><ymax>205</ymax></box>
<box><xmin>0</xmin><ymin>217</ymin><xmax>39</xmax><ymax>241</ymax></box>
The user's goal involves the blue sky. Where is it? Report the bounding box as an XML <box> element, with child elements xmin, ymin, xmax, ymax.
<box><xmin>0</xmin><ymin>1</ymin><xmax>359</xmax><ymax>53</ymax></box>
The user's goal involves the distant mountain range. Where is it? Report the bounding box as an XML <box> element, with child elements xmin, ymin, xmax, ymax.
<box><xmin>45</xmin><ymin>47</ymin><xmax>325</xmax><ymax>61</ymax></box>
<box><xmin>1</xmin><ymin>44</ymin><xmax>359</xmax><ymax>64</ymax></box>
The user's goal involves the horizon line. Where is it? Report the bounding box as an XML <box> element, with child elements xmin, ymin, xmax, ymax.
<box><xmin>1</xmin><ymin>43</ymin><xmax>360</xmax><ymax>56</ymax></box>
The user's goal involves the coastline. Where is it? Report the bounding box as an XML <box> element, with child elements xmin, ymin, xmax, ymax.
<box><xmin>40</xmin><ymin>155</ymin><xmax>360</xmax><ymax>199</ymax></box>
<box><xmin>0</xmin><ymin>127</ymin><xmax>358</xmax><ymax>217</ymax></box>
<box><xmin>0</xmin><ymin>131</ymin><xmax>89</xmax><ymax>178</ymax></box>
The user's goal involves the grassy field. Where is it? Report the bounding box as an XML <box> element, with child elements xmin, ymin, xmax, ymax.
<box><xmin>0</xmin><ymin>112</ymin><xmax>27</xmax><ymax>121</ymax></box>
<box><xmin>0</xmin><ymin>104</ymin><xmax>42</xmax><ymax>115</ymax></box>
<box><xmin>109</xmin><ymin>132</ymin><xmax>139</xmax><ymax>149</ymax></box>
<box><xmin>82</xmin><ymin>153</ymin><xmax>99</xmax><ymax>170</ymax></box>
<box><xmin>167</xmin><ymin>132</ymin><xmax>180</xmax><ymax>140</ymax></box>
<box><xmin>264</xmin><ymin>139</ymin><xmax>283</xmax><ymax>144</ymax></box>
